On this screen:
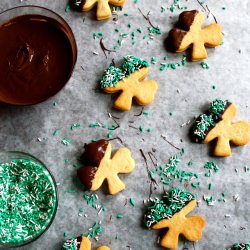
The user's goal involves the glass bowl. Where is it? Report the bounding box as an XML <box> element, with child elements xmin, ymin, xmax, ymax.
<box><xmin>0</xmin><ymin>151</ymin><xmax>58</xmax><ymax>248</ymax></box>
<box><xmin>0</xmin><ymin>6</ymin><xmax>77</xmax><ymax>105</ymax></box>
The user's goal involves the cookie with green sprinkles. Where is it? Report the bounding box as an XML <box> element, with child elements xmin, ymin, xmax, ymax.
<box><xmin>62</xmin><ymin>236</ymin><xmax>110</xmax><ymax>250</ymax></box>
<box><xmin>77</xmin><ymin>139</ymin><xmax>135</xmax><ymax>195</ymax></box>
<box><xmin>100</xmin><ymin>55</ymin><xmax>158</xmax><ymax>111</ymax></box>
<box><xmin>192</xmin><ymin>99</ymin><xmax>250</xmax><ymax>156</ymax></box>
<box><xmin>0</xmin><ymin>154</ymin><xmax>57</xmax><ymax>247</ymax></box>
<box><xmin>145</xmin><ymin>188</ymin><xmax>206</xmax><ymax>249</ymax></box>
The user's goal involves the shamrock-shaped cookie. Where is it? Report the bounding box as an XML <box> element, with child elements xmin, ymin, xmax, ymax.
<box><xmin>100</xmin><ymin>55</ymin><xmax>158</xmax><ymax>111</ymax></box>
<box><xmin>144</xmin><ymin>188</ymin><xmax>206</xmax><ymax>249</ymax></box>
<box><xmin>192</xmin><ymin>99</ymin><xmax>250</xmax><ymax>157</ymax></box>
<box><xmin>77</xmin><ymin>139</ymin><xmax>135</xmax><ymax>195</ymax></box>
<box><xmin>167</xmin><ymin>10</ymin><xmax>223</xmax><ymax>61</ymax></box>
<box><xmin>82</xmin><ymin>0</ymin><xmax>125</xmax><ymax>20</ymax></box>
<box><xmin>62</xmin><ymin>235</ymin><xmax>110</xmax><ymax>250</ymax></box>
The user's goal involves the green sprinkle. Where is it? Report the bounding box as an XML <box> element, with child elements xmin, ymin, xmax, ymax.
<box><xmin>115</xmin><ymin>233</ymin><xmax>119</xmax><ymax>240</ymax></box>
<box><xmin>65</xmin><ymin>159</ymin><xmax>70</xmax><ymax>164</ymax></box>
<box><xmin>220</xmin><ymin>41</ymin><xmax>224</xmax><ymax>45</ymax></box>
<box><xmin>79</xmin><ymin>208</ymin><xmax>84</xmax><ymax>213</ymax></box>
<box><xmin>188</xmin><ymin>161</ymin><xmax>193</xmax><ymax>166</ymax></box>
<box><xmin>128</xmin><ymin>23</ymin><xmax>132</xmax><ymax>28</ymax></box>
<box><xmin>117</xmin><ymin>214</ymin><xmax>123</xmax><ymax>219</ymax></box>
<box><xmin>161</xmin><ymin>6</ymin><xmax>166</xmax><ymax>13</ymax></box>
<box><xmin>67</xmin><ymin>189</ymin><xmax>76</xmax><ymax>193</ymax></box>
<box><xmin>137</xmin><ymin>27</ymin><xmax>143</xmax><ymax>33</ymax></box>
<box><xmin>222</xmin><ymin>7</ymin><xmax>226</xmax><ymax>10</ymax></box>
<box><xmin>71</xmin><ymin>123</ymin><xmax>81</xmax><ymax>130</ymax></box>
<box><xmin>143</xmin><ymin>111</ymin><xmax>149</xmax><ymax>115</ymax></box>
<box><xmin>169</xmin><ymin>112</ymin><xmax>173</xmax><ymax>116</ymax></box>
<box><xmin>115</xmin><ymin>28</ymin><xmax>120</xmax><ymax>32</ymax></box>
<box><xmin>148</xmin><ymin>26</ymin><xmax>161</xmax><ymax>35</ymax></box>
<box><xmin>64</xmin><ymin>232</ymin><xmax>67</xmax><ymax>237</ymax></box>
<box><xmin>143</xmin><ymin>35</ymin><xmax>148</xmax><ymax>39</ymax></box>
<box><xmin>134</xmin><ymin>0</ymin><xmax>138</xmax><ymax>2</ymax></box>
<box><xmin>209</xmin><ymin>183</ymin><xmax>213</xmax><ymax>190</ymax></box>
<box><xmin>160</xmin><ymin>64</ymin><xmax>167</xmax><ymax>71</ymax></box>
<box><xmin>151</xmin><ymin>57</ymin><xmax>157</xmax><ymax>64</ymax></box>
<box><xmin>65</xmin><ymin>5</ymin><xmax>70</xmax><ymax>12</ymax></box>
<box><xmin>181</xmin><ymin>148</ymin><xmax>186</xmax><ymax>154</ymax></box>
<box><xmin>170</xmin><ymin>5</ymin><xmax>175</xmax><ymax>12</ymax></box>
<box><xmin>61</xmin><ymin>137</ymin><xmax>71</xmax><ymax>146</ymax></box>
<box><xmin>147</xmin><ymin>128</ymin><xmax>153</xmax><ymax>132</ymax></box>
<box><xmin>201</xmin><ymin>61</ymin><xmax>210</xmax><ymax>69</ymax></box>
<box><xmin>124</xmin><ymin>13</ymin><xmax>129</xmax><ymax>16</ymax></box>
<box><xmin>107</xmin><ymin>131</ymin><xmax>113</xmax><ymax>138</ymax></box>
<box><xmin>53</xmin><ymin>129</ymin><xmax>59</xmax><ymax>136</ymax></box>
<box><xmin>139</xmin><ymin>126</ymin><xmax>144</xmax><ymax>132</ymax></box>
<box><xmin>130</xmin><ymin>198</ymin><xmax>135</xmax><ymax>207</ymax></box>
<box><xmin>212</xmin><ymin>85</ymin><xmax>216</xmax><ymax>90</ymax></box>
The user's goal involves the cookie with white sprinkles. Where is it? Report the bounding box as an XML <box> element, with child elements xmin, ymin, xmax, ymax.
<box><xmin>145</xmin><ymin>188</ymin><xmax>206</xmax><ymax>249</ymax></box>
<box><xmin>192</xmin><ymin>99</ymin><xmax>250</xmax><ymax>156</ymax></box>
<box><xmin>100</xmin><ymin>55</ymin><xmax>158</xmax><ymax>111</ymax></box>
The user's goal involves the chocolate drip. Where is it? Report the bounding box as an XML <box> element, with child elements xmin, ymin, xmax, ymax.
<box><xmin>77</xmin><ymin>166</ymin><xmax>98</xmax><ymax>189</ymax></box>
<box><xmin>166</xmin><ymin>10</ymin><xmax>198</xmax><ymax>52</ymax></box>
<box><xmin>83</xmin><ymin>139</ymin><xmax>109</xmax><ymax>166</ymax></box>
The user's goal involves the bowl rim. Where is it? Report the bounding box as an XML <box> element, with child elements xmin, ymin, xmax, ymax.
<box><xmin>0</xmin><ymin>151</ymin><xmax>59</xmax><ymax>248</ymax></box>
<box><xmin>0</xmin><ymin>5</ymin><xmax>78</xmax><ymax>106</ymax></box>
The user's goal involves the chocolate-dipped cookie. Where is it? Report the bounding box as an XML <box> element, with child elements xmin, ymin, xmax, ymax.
<box><xmin>77</xmin><ymin>139</ymin><xmax>135</xmax><ymax>195</ymax></box>
<box><xmin>192</xmin><ymin>99</ymin><xmax>250</xmax><ymax>156</ymax></box>
<box><xmin>166</xmin><ymin>10</ymin><xmax>223</xmax><ymax>61</ymax></box>
<box><xmin>144</xmin><ymin>188</ymin><xmax>206</xmax><ymax>249</ymax></box>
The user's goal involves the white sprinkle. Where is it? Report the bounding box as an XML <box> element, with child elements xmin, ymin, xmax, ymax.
<box><xmin>56</xmin><ymin>183</ymin><xmax>60</xmax><ymax>186</ymax></box>
<box><xmin>235</xmin><ymin>168</ymin><xmax>238</xmax><ymax>173</ymax></box>
<box><xmin>37</xmin><ymin>137</ymin><xmax>42</xmax><ymax>142</ymax></box>
<box><xmin>94</xmin><ymin>236</ymin><xmax>99</xmax><ymax>241</ymax></box>
<box><xmin>224</xmin><ymin>214</ymin><xmax>231</xmax><ymax>218</ymax></box>
<box><xmin>78</xmin><ymin>213</ymin><xmax>83</xmax><ymax>217</ymax></box>
<box><xmin>177</xmin><ymin>88</ymin><xmax>180</xmax><ymax>94</ymax></box>
<box><xmin>84</xmin><ymin>214</ymin><xmax>88</xmax><ymax>217</ymax></box>
<box><xmin>93</xmin><ymin>51</ymin><xmax>99</xmax><ymax>55</ymax></box>
<box><xmin>98</xmin><ymin>207</ymin><xmax>103</xmax><ymax>215</ymax></box>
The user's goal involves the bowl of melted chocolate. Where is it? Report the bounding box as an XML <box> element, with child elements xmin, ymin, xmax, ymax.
<box><xmin>0</xmin><ymin>6</ymin><xmax>77</xmax><ymax>105</ymax></box>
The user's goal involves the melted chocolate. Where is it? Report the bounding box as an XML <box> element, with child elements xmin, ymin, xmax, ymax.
<box><xmin>0</xmin><ymin>14</ymin><xmax>76</xmax><ymax>105</ymax></box>
<box><xmin>166</xmin><ymin>10</ymin><xmax>198</xmax><ymax>52</ymax></box>
<box><xmin>83</xmin><ymin>139</ymin><xmax>109</xmax><ymax>166</ymax></box>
